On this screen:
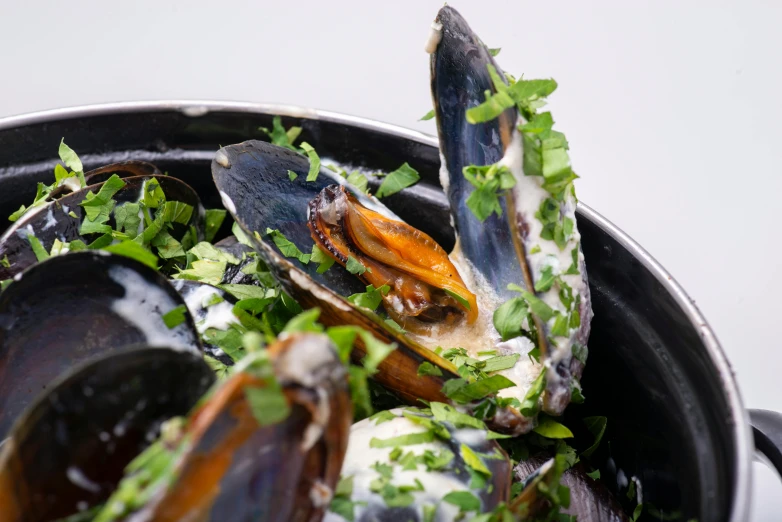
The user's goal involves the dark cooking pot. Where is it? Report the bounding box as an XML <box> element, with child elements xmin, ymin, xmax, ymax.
<box><xmin>0</xmin><ymin>101</ymin><xmax>779</xmax><ymax>521</ymax></box>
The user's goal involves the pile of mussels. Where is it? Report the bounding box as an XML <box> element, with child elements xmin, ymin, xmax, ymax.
<box><xmin>0</xmin><ymin>6</ymin><xmax>632</xmax><ymax>522</ymax></box>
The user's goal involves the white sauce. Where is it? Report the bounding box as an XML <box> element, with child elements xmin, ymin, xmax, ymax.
<box><xmin>41</xmin><ymin>208</ymin><xmax>57</xmax><ymax>230</ymax></box>
<box><xmin>500</xmin><ymin>126</ymin><xmax>588</xmax><ymax>373</ymax></box>
<box><xmin>15</xmin><ymin>224</ymin><xmax>35</xmax><ymax>240</ymax></box>
<box><xmin>325</xmin><ymin>410</ymin><xmax>471</xmax><ymax>522</ymax></box>
<box><xmin>405</xmin><ymin>244</ymin><xmax>544</xmax><ymax>405</ymax></box>
<box><xmin>178</xmin><ymin>283</ymin><xmax>239</xmax><ymax>334</ymax></box>
<box><xmin>214</xmin><ymin>150</ymin><xmax>232</xmax><ymax>169</ymax></box>
<box><xmin>424</xmin><ymin>21</ymin><xmax>443</xmax><ymax>54</ymax></box>
<box><xmin>108</xmin><ymin>265</ymin><xmax>197</xmax><ymax>352</ymax></box>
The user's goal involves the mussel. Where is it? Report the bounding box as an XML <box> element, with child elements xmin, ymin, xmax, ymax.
<box><xmin>429</xmin><ymin>6</ymin><xmax>592</xmax><ymax>415</ymax></box>
<box><xmin>0</xmin><ymin>346</ymin><xmax>215</xmax><ymax>521</ymax></box>
<box><xmin>0</xmin><ymin>252</ymin><xmax>202</xmax><ymax>438</ymax></box>
<box><xmin>212</xmin><ymin>4</ymin><xmax>593</xmax><ymax>433</ymax></box>
<box><xmin>92</xmin><ymin>332</ymin><xmax>352</xmax><ymax>521</ymax></box>
<box><xmin>0</xmin><ymin>173</ymin><xmax>204</xmax><ymax>280</ymax></box>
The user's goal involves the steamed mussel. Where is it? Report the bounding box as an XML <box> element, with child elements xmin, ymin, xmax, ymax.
<box><xmin>0</xmin><ymin>4</ymin><xmax>637</xmax><ymax>522</ymax></box>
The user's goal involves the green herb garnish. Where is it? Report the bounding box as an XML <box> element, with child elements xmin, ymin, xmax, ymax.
<box><xmin>375</xmin><ymin>163</ymin><xmax>420</xmax><ymax>198</ymax></box>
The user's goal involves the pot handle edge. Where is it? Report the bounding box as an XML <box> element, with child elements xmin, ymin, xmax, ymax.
<box><xmin>749</xmin><ymin>409</ymin><xmax>782</xmax><ymax>473</ymax></box>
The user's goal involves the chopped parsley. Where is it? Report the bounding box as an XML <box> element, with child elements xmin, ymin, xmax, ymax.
<box><xmin>26</xmin><ymin>235</ymin><xmax>49</xmax><ymax>262</ymax></box>
<box><xmin>345</xmin><ymin>255</ymin><xmax>369</xmax><ymax>275</ymax></box>
<box><xmin>519</xmin><ymin>371</ymin><xmax>546</xmax><ymax>417</ymax></box>
<box><xmin>492</xmin><ymin>296</ymin><xmax>530</xmax><ymax>342</ymax></box>
<box><xmin>348</xmin><ymin>284</ymin><xmax>389</xmax><ymax>310</ymax></box>
<box><xmin>442</xmin><ymin>374</ymin><xmax>515</xmax><ymax>404</ymax></box>
<box><xmin>265</xmin><ymin>228</ymin><xmax>311</xmax><ymax>264</ymax></box>
<box><xmin>204</xmin><ymin>209</ymin><xmax>227</xmax><ymax>243</ymax></box>
<box><xmin>259</xmin><ymin>116</ymin><xmax>302</xmax><ymax>151</ymax></box>
<box><xmin>374</xmin><ymin>163</ymin><xmax>420</xmax><ymax>198</ymax></box>
<box><xmin>161</xmin><ymin>305</ymin><xmax>188</xmax><ymax>328</ymax></box>
<box><xmin>581</xmin><ymin>416</ymin><xmax>607</xmax><ymax>458</ymax></box>
<box><xmin>462</xmin><ymin>163</ymin><xmax>515</xmax><ymax>222</ymax></box>
<box><xmin>419</xmin><ymin>109</ymin><xmax>436</xmax><ymax>121</ymax></box>
<box><xmin>417</xmin><ymin>361</ymin><xmax>443</xmax><ymax>377</ymax></box>
<box><xmin>532</xmin><ymin>416</ymin><xmax>573</xmax><ymax>439</ymax></box>
<box><xmin>103</xmin><ymin>240</ymin><xmax>158</xmax><ymax>270</ymax></box>
<box><xmin>300</xmin><ymin>142</ymin><xmax>321</xmax><ymax>182</ymax></box>
<box><xmin>8</xmin><ymin>139</ymin><xmax>86</xmax><ymax>223</ymax></box>
<box><xmin>442</xmin><ymin>490</ymin><xmax>481</xmax><ymax>514</ymax></box>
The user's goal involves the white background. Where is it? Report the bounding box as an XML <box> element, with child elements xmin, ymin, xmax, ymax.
<box><xmin>1</xmin><ymin>0</ymin><xmax>780</xmax><ymax>519</ymax></box>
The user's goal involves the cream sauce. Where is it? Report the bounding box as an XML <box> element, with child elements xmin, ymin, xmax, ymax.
<box><xmin>108</xmin><ymin>265</ymin><xmax>197</xmax><ymax>352</ymax></box>
<box><xmin>325</xmin><ymin>410</ymin><xmax>474</xmax><ymax>522</ymax></box>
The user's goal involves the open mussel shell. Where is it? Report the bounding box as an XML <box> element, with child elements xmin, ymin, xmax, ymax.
<box><xmin>172</xmin><ymin>279</ymin><xmax>239</xmax><ymax>365</ymax></box>
<box><xmin>430</xmin><ymin>6</ymin><xmax>520</xmax><ymax>298</ymax></box>
<box><xmin>431</xmin><ymin>5</ymin><xmax>592</xmax><ymax>416</ymax></box>
<box><xmin>515</xmin><ymin>455</ymin><xmax>629</xmax><ymax>521</ymax></box>
<box><xmin>48</xmin><ymin>160</ymin><xmax>162</xmax><ymax>200</ymax></box>
<box><xmin>0</xmin><ymin>346</ymin><xmax>215</xmax><ymax>522</ymax></box>
<box><xmin>211</xmin><ymin>142</ymin><xmax>462</xmax><ymax>402</ymax></box>
<box><xmin>325</xmin><ymin>408</ymin><xmax>511</xmax><ymax>521</ymax></box>
<box><xmin>114</xmin><ymin>332</ymin><xmax>352</xmax><ymax>521</ymax></box>
<box><xmin>0</xmin><ymin>173</ymin><xmax>204</xmax><ymax>280</ymax></box>
<box><xmin>0</xmin><ymin>251</ymin><xmax>202</xmax><ymax>438</ymax></box>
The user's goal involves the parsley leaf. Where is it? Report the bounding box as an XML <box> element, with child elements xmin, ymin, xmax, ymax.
<box><xmin>162</xmin><ymin>305</ymin><xmax>188</xmax><ymax>328</ymax></box>
<box><xmin>346</xmin><ymin>171</ymin><xmax>370</xmax><ymax>194</ymax></box>
<box><xmin>420</xmin><ymin>109</ymin><xmax>436</xmax><ymax>121</ymax></box>
<box><xmin>103</xmin><ymin>241</ymin><xmax>158</xmax><ymax>270</ymax></box>
<box><xmin>492</xmin><ymin>297</ymin><xmax>529</xmax><ymax>342</ymax></box>
<box><xmin>345</xmin><ymin>255</ymin><xmax>368</xmax><ymax>275</ymax></box>
<box><xmin>520</xmin><ymin>371</ymin><xmax>546</xmax><ymax>417</ymax></box>
<box><xmin>442</xmin><ymin>491</ymin><xmax>481</xmax><ymax>513</ymax></box>
<box><xmin>462</xmin><ymin>163</ymin><xmax>515</xmax><ymax>221</ymax></box>
<box><xmin>442</xmin><ymin>375</ymin><xmax>515</xmax><ymax>404</ymax></box>
<box><xmin>26</xmin><ymin>235</ymin><xmax>49</xmax><ymax>262</ymax></box>
<box><xmin>417</xmin><ymin>361</ymin><xmax>443</xmax><ymax>377</ymax></box>
<box><xmin>461</xmin><ymin>443</ymin><xmax>492</xmax><ymax>477</ymax></box>
<box><xmin>581</xmin><ymin>416</ymin><xmax>607</xmax><ymax>458</ymax></box>
<box><xmin>300</xmin><ymin>142</ymin><xmax>321</xmax><ymax>182</ymax></box>
<box><xmin>481</xmin><ymin>354</ymin><xmax>520</xmax><ymax>373</ymax></box>
<box><xmin>204</xmin><ymin>209</ymin><xmax>227</xmax><ymax>243</ymax></box>
<box><xmin>430</xmin><ymin>402</ymin><xmax>485</xmax><ymax>430</ymax></box>
<box><xmin>348</xmin><ymin>284</ymin><xmax>389</xmax><ymax>310</ymax></box>
<box><xmin>281</xmin><ymin>308</ymin><xmax>324</xmax><ymax>335</ymax></box>
<box><xmin>244</xmin><ymin>383</ymin><xmax>290</xmax><ymax>426</ymax></box>
<box><xmin>368</xmin><ymin>410</ymin><xmax>397</xmax><ymax>425</ymax></box>
<box><xmin>265</xmin><ymin>228</ymin><xmax>311</xmax><ymax>264</ymax></box>
<box><xmin>259</xmin><ymin>116</ymin><xmax>302</xmax><ymax>151</ymax></box>
<box><xmin>565</xmin><ymin>245</ymin><xmax>580</xmax><ymax>275</ymax></box>
<box><xmin>533</xmin><ymin>416</ymin><xmax>574</xmax><ymax>439</ymax></box>
<box><xmin>310</xmin><ymin>244</ymin><xmax>335</xmax><ymax>273</ymax></box>
<box><xmin>519</xmin><ymin>290</ymin><xmax>556</xmax><ymax>322</ymax></box>
<box><xmin>58</xmin><ymin>138</ymin><xmax>83</xmax><ymax>173</ymax></box>
<box><xmin>358</xmin><ymin>329</ymin><xmax>395</xmax><ymax>375</ymax></box>
<box><xmin>369</xmin><ymin>430</ymin><xmax>435</xmax><ymax>448</ymax></box>
<box><xmin>375</xmin><ymin>163</ymin><xmax>420</xmax><ymax>198</ymax></box>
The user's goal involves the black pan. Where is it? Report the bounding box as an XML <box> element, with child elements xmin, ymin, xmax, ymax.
<box><xmin>0</xmin><ymin>101</ymin><xmax>779</xmax><ymax>521</ymax></box>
